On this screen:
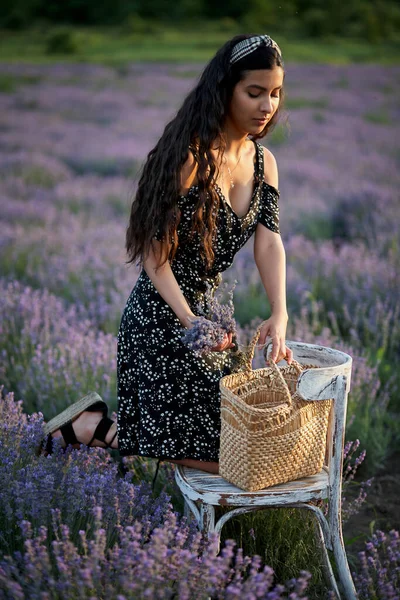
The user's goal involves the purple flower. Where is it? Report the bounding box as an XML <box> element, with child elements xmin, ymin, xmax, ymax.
<box><xmin>0</xmin><ymin>509</ymin><xmax>311</xmax><ymax>599</ymax></box>
<box><xmin>181</xmin><ymin>281</ymin><xmax>238</xmax><ymax>356</ymax></box>
<box><xmin>352</xmin><ymin>528</ymin><xmax>400</xmax><ymax>599</ymax></box>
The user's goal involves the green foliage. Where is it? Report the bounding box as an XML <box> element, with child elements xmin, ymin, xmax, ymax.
<box><xmin>34</xmin><ymin>0</ymin><xmax>134</xmax><ymax>26</ymax></box>
<box><xmin>219</xmin><ymin>506</ymin><xmax>329</xmax><ymax>599</ymax></box>
<box><xmin>312</xmin><ymin>111</ymin><xmax>326</xmax><ymax>123</ymax></box>
<box><xmin>63</xmin><ymin>156</ymin><xmax>141</xmax><ymax>177</ymax></box>
<box><xmin>294</xmin><ymin>211</ymin><xmax>334</xmax><ymax>241</ymax></box>
<box><xmin>343</xmin><ymin>1</ymin><xmax>400</xmax><ymax>43</ymax></box>
<box><xmin>242</xmin><ymin>0</ymin><xmax>299</xmax><ymax>33</ymax></box>
<box><xmin>122</xmin><ymin>13</ymin><xmax>163</xmax><ymax>35</ymax></box>
<box><xmin>0</xmin><ymin>73</ymin><xmax>41</xmax><ymax>93</ymax></box>
<box><xmin>233</xmin><ymin>283</ymin><xmax>271</xmax><ymax>325</ymax></box>
<box><xmin>0</xmin><ymin>74</ymin><xmax>16</xmax><ymax>93</ymax></box>
<box><xmin>136</xmin><ymin>0</ymin><xmax>204</xmax><ymax>20</ymax></box>
<box><xmin>1</xmin><ymin>0</ymin><xmax>399</xmax><ymax>45</ymax></box>
<box><xmin>346</xmin><ymin>396</ymin><xmax>393</xmax><ymax>475</ymax></box>
<box><xmin>1</xmin><ymin>26</ymin><xmax>399</xmax><ymax>64</ymax></box>
<box><xmin>302</xmin><ymin>7</ymin><xmax>331</xmax><ymax>37</ymax></box>
<box><xmin>202</xmin><ymin>0</ymin><xmax>244</xmax><ymax>20</ymax></box>
<box><xmin>45</xmin><ymin>28</ymin><xmax>82</xmax><ymax>55</ymax></box>
<box><xmin>21</xmin><ymin>166</ymin><xmax>61</xmax><ymax>187</ymax></box>
<box><xmin>299</xmin><ymin>0</ymin><xmax>400</xmax><ymax>42</ymax></box>
<box><xmin>0</xmin><ymin>0</ymin><xmax>40</xmax><ymax>29</ymax></box>
<box><xmin>363</xmin><ymin>109</ymin><xmax>392</xmax><ymax>125</ymax></box>
<box><xmin>285</xmin><ymin>97</ymin><xmax>329</xmax><ymax>109</ymax></box>
<box><xmin>331</xmin><ymin>76</ymin><xmax>349</xmax><ymax>89</ymax></box>
<box><xmin>217</xmin><ymin>17</ymin><xmax>238</xmax><ymax>33</ymax></box>
<box><xmin>1</xmin><ymin>163</ymin><xmax>66</xmax><ymax>188</ymax></box>
<box><xmin>267</xmin><ymin>122</ymin><xmax>290</xmax><ymax>146</ymax></box>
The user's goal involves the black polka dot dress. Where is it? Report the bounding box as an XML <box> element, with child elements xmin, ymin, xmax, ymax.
<box><xmin>117</xmin><ymin>140</ymin><xmax>280</xmax><ymax>461</ymax></box>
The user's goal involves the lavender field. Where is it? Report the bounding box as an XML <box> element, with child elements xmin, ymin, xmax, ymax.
<box><xmin>0</xmin><ymin>60</ymin><xmax>400</xmax><ymax>598</ymax></box>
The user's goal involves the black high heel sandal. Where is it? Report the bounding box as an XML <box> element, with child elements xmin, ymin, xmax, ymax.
<box><xmin>38</xmin><ymin>392</ymin><xmax>117</xmax><ymax>455</ymax></box>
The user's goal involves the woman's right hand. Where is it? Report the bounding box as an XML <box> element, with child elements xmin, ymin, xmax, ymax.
<box><xmin>184</xmin><ymin>313</ymin><xmax>234</xmax><ymax>352</ymax></box>
<box><xmin>210</xmin><ymin>331</ymin><xmax>235</xmax><ymax>352</ymax></box>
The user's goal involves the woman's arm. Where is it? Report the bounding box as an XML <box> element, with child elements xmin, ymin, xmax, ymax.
<box><xmin>143</xmin><ymin>242</ymin><xmax>196</xmax><ymax>329</ymax></box>
<box><xmin>143</xmin><ymin>150</ymin><xmax>233</xmax><ymax>350</ymax></box>
<box><xmin>254</xmin><ymin>147</ymin><xmax>292</xmax><ymax>364</ymax></box>
<box><xmin>143</xmin><ymin>149</ymin><xmax>199</xmax><ymax>328</ymax></box>
<box><xmin>144</xmin><ymin>242</ymin><xmax>233</xmax><ymax>350</ymax></box>
<box><xmin>257</xmin><ymin>147</ymin><xmax>287</xmax><ymax>318</ymax></box>
<box><xmin>254</xmin><ymin>227</ymin><xmax>291</xmax><ymax>364</ymax></box>
<box><xmin>144</xmin><ymin>150</ymin><xmax>199</xmax><ymax>328</ymax></box>
<box><xmin>254</xmin><ymin>228</ymin><xmax>288</xmax><ymax>320</ymax></box>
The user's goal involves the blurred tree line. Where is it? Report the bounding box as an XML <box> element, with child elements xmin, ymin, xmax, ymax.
<box><xmin>1</xmin><ymin>0</ymin><xmax>399</xmax><ymax>42</ymax></box>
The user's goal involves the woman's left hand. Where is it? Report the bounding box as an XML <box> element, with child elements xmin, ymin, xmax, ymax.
<box><xmin>257</xmin><ymin>314</ymin><xmax>293</xmax><ymax>365</ymax></box>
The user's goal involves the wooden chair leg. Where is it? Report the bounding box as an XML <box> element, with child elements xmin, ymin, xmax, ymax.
<box><xmin>331</xmin><ymin>527</ymin><xmax>358</xmax><ymax>600</ymax></box>
<box><xmin>312</xmin><ymin>516</ymin><xmax>341</xmax><ymax>599</ymax></box>
<box><xmin>183</xmin><ymin>498</ymin><xmax>193</xmax><ymax>522</ymax></box>
<box><xmin>199</xmin><ymin>503</ymin><xmax>220</xmax><ymax>554</ymax></box>
<box><xmin>181</xmin><ymin>496</ymin><xmax>200</xmax><ymax>523</ymax></box>
<box><xmin>200</xmin><ymin>502</ymin><xmax>215</xmax><ymax>531</ymax></box>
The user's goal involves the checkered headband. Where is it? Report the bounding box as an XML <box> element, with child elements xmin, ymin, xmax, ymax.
<box><xmin>230</xmin><ymin>35</ymin><xmax>283</xmax><ymax>65</ymax></box>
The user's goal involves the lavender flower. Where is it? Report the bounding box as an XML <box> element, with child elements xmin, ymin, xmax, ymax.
<box><xmin>352</xmin><ymin>529</ymin><xmax>400</xmax><ymax>599</ymax></box>
<box><xmin>0</xmin><ymin>60</ymin><xmax>399</xmax><ymax>598</ymax></box>
<box><xmin>199</xmin><ymin>281</ymin><xmax>237</xmax><ymax>335</ymax></box>
<box><xmin>181</xmin><ymin>315</ymin><xmax>226</xmax><ymax>356</ymax></box>
<box><xmin>0</xmin><ymin>508</ymin><xmax>311</xmax><ymax>599</ymax></box>
<box><xmin>340</xmin><ymin>439</ymin><xmax>374</xmax><ymax>523</ymax></box>
<box><xmin>181</xmin><ymin>282</ymin><xmax>238</xmax><ymax>356</ymax></box>
<box><xmin>0</xmin><ymin>280</ymin><xmax>118</xmax><ymax>418</ymax></box>
<box><xmin>0</xmin><ymin>384</ymin><xmax>313</xmax><ymax>598</ymax></box>
<box><xmin>0</xmin><ymin>385</ymin><xmax>176</xmax><ymax>556</ymax></box>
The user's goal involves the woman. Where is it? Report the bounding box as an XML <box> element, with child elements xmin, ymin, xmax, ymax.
<box><xmin>41</xmin><ymin>33</ymin><xmax>293</xmax><ymax>475</ymax></box>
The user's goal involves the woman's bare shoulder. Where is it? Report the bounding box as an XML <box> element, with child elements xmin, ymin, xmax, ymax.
<box><xmin>261</xmin><ymin>145</ymin><xmax>279</xmax><ymax>190</ymax></box>
<box><xmin>179</xmin><ymin>150</ymin><xmax>199</xmax><ymax>196</ymax></box>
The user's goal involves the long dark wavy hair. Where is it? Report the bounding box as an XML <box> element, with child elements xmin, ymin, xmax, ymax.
<box><xmin>125</xmin><ymin>33</ymin><xmax>286</xmax><ymax>270</ymax></box>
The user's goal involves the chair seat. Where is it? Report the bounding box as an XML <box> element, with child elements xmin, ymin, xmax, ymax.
<box><xmin>175</xmin><ymin>465</ymin><xmax>329</xmax><ymax>507</ymax></box>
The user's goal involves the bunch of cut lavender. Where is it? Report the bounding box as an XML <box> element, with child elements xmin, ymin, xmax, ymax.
<box><xmin>182</xmin><ymin>281</ymin><xmax>238</xmax><ymax>356</ymax></box>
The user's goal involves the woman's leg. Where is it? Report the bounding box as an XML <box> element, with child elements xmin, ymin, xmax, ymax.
<box><xmin>167</xmin><ymin>458</ymin><xmax>219</xmax><ymax>474</ymax></box>
<box><xmin>49</xmin><ymin>412</ymin><xmax>219</xmax><ymax>473</ymax></box>
<box><xmin>50</xmin><ymin>410</ymin><xmax>118</xmax><ymax>449</ymax></box>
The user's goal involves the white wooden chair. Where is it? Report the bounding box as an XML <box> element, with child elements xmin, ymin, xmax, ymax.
<box><xmin>174</xmin><ymin>341</ymin><xmax>358</xmax><ymax>600</ymax></box>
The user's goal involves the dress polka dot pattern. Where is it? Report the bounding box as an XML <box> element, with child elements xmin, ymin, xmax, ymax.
<box><xmin>117</xmin><ymin>140</ymin><xmax>280</xmax><ymax>460</ymax></box>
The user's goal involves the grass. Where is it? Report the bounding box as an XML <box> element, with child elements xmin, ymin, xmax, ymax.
<box><xmin>331</xmin><ymin>76</ymin><xmax>350</xmax><ymax>88</ymax></box>
<box><xmin>128</xmin><ymin>457</ymin><xmax>375</xmax><ymax>599</ymax></box>
<box><xmin>152</xmin><ymin>462</ymin><xmax>358</xmax><ymax>600</ymax></box>
<box><xmin>1</xmin><ymin>43</ymin><xmax>398</xmax><ymax>596</ymax></box>
<box><xmin>0</xmin><ymin>72</ymin><xmax>42</xmax><ymax>92</ymax></box>
<box><xmin>363</xmin><ymin>109</ymin><xmax>393</xmax><ymax>125</ymax></box>
<box><xmin>20</xmin><ymin>165</ymin><xmax>62</xmax><ymax>188</ymax></box>
<box><xmin>62</xmin><ymin>156</ymin><xmax>141</xmax><ymax>177</ymax></box>
<box><xmin>285</xmin><ymin>97</ymin><xmax>329</xmax><ymax>109</ymax></box>
<box><xmin>219</xmin><ymin>506</ymin><xmax>330</xmax><ymax>598</ymax></box>
<box><xmin>0</xmin><ymin>24</ymin><xmax>399</xmax><ymax>65</ymax></box>
<box><xmin>313</xmin><ymin>111</ymin><xmax>327</xmax><ymax>123</ymax></box>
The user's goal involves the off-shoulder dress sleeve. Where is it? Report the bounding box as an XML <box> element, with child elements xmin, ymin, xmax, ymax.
<box><xmin>258</xmin><ymin>182</ymin><xmax>280</xmax><ymax>234</ymax></box>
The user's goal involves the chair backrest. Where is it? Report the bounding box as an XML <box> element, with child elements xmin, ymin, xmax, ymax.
<box><xmin>265</xmin><ymin>341</ymin><xmax>352</xmax><ymax>505</ymax></box>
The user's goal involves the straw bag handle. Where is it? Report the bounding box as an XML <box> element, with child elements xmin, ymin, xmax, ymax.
<box><xmin>263</xmin><ymin>339</ymin><xmax>303</xmax><ymax>376</ymax></box>
<box><xmin>246</xmin><ymin>326</ymin><xmax>303</xmax><ymax>373</ymax></box>
<box><xmin>245</xmin><ymin>326</ymin><xmax>304</xmax><ymax>406</ymax></box>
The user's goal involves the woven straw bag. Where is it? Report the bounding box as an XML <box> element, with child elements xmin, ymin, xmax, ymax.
<box><xmin>219</xmin><ymin>328</ymin><xmax>333</xmax><ymax>492</ymax></box>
